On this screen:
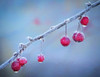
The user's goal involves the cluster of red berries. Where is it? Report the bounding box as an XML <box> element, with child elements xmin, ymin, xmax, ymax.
<box><xmin>60</xmin><ymin>16</ymin><xmax>89</xmax><ymax>46</ymax></box>
<box><xmin>11</xmin><ymin>54</ymin><xmax>45</xmax><ymax>72</ymax></box>
<box><xmin>11</xmin><ymin>16</ymin><xmax>89</xmax><ymax>72</ymax></box>
<box><xmin>11</xmin><ymin>57</ymin><xmax>27</xmax><ymax>72</ymax></box>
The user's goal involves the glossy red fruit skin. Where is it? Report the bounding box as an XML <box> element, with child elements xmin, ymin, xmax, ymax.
<box><xmin>80</xmin><ymin>17</ymin><xmax>89</xmax><ymax>25</ymax></box>
<box><xmin>11</xmin><ymin>61</ymin><xmax>21</xmax><ymax>71</ymax></box>
<box><xmin>72</xmin><ymin>32</ymin><xmax>84</xmax><ymax>42</ymax></box>
<box><xmin>60</xmin><ymin>36</ymin><xmax>70</xmax><ymax>46</ymax></box>
<box><xmin>19</xmin><ymin>57</ymin><xmax>27</xmax><ymax>66</ymax></box>
<box><xmin>38</xmin><ymin>54</ymin><xmax>45</xmax><ymax>63</ymax></box>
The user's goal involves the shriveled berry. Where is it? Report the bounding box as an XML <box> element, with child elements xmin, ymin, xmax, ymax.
<box><xmin>60</xmin><ymin>36</ymin><xmax>70</xmax><ymax>46</ymax></box>
<box><xmin>19</xmin><ymin>57</ymin><xmax>27</xmax><ymax>66</ymax></box>
<box><xmin>11</xmin><ymin>61</ymin><xmax>21</xmax><ymax>72</ymax></box>
<box><xmin>37</xmin><ymin>54</ymin><xmax>45</xmax><ymax>63</ymax></box>
<box><xmin>80</xmin><ymin>17</ymin><xmax>89</xmax><ymax>26</ymax></box>
<box><xmin>72</xmin><ymin>32</ymin><xmax>85</xmax><ymax>42</ymax></box>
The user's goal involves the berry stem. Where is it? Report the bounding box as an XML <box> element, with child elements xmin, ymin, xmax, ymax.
<box><xmin>65</xmin><ymin>23</ymin><xmax>67</xmax><ymax>36</ymax></box>
<box><xmin>40</xmin><ymin>38</ymin><xmax>44</xmax><ymax>53</ymax></box>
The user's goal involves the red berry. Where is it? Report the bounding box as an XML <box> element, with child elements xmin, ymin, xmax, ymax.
<box><xmin>37</xmin><ymin>54</ymin><xmax>45</xmax><ymax>63</ymax></box>
<box><xmin>11</xmin><ymin>61</ymin><xmax>21</xmax><ymax>72</ymax></box>
<box><xmin>60</xmin><ymin>36</ymin><xmax>70</xmax><ymax>46</ymax></box>
<box><xmin>19</xmin><ymin>57</ymin><xmax>27</xmax><ymax>66</ymax></box>
<box><xmin>80</xmin><ymin>17</ymin><xmax>89</xmax><ymax>26</ymax></box>
<box><xmin>72</xmin><ymin>32</ymin><xmax>85</xmax><ymax>42</ymax></box>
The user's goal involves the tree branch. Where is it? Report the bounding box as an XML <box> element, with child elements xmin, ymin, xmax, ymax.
<box><xmin>0</xmin><ymin>0</ymin><xmax>100</xmax><ymax>70</ymax></box>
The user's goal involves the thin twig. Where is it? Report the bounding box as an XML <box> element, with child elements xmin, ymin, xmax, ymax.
<box><xmin>0</xmin><ymin>0</ymin><xmax>100</xmax><ymax>70</ymax></box>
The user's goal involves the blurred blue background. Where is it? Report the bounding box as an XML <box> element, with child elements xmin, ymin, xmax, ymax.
<box><xmin>0</xmin><ymin>0</ymin><xmax>100</xmax><ymax>77</ymax></box>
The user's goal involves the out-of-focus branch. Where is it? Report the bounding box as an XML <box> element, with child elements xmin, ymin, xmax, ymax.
<box><xmin>0</xmin><ymin>0</ymin><xmax>100</xmax><ymax>70</ymax></box>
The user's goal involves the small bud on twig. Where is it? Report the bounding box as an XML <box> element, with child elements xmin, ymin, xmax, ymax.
<box><xmin>13</xmin><ymin>52</ymin><xmax>18</xmax><ymax>56</ymax></box>
<box><xmin>50</xmin><ymin>26</ymin><xmax>56</xmax><ymax>29</ymax></box>
<box><xmin>85</xmin><ymin>1</ymin><xmax>92</xmax><ymax>7</ymax></box>
<box><xmin>19</xmin><ymin>43</ymin><xmax>26</xmax><ymax>50</ymax></box>
<box><xmin>27</xmin><ymin>36</ymin><xmax>33</xmax><ymax>41</ymax></box>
